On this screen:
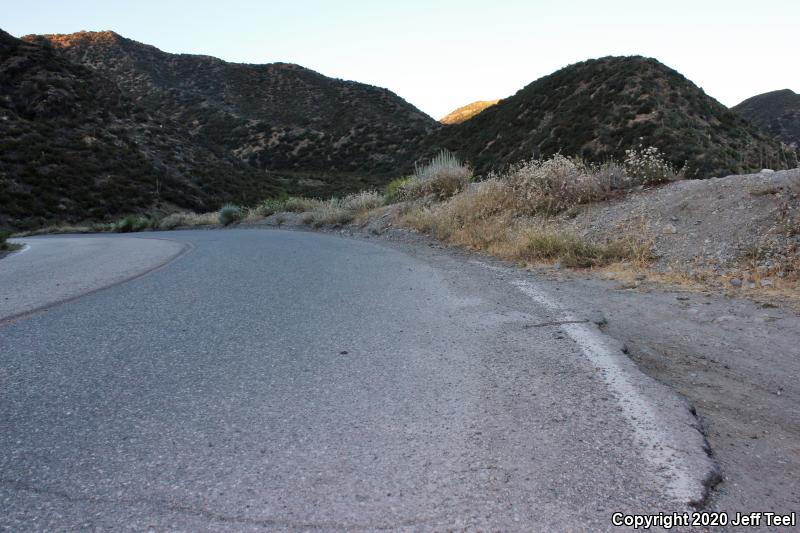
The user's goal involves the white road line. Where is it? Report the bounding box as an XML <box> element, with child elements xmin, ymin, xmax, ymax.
<box><xmin>469</xmin><ymin>259</ymin><xmax>713</xmax><ymax>506</ymax></box>
<box><xmin>7</xmin><ymin>242</ymin><xmax>31</xmax><ymax>255</ymax></box>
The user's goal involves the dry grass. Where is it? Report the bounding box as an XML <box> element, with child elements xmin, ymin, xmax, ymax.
<box><xmin>340</xmin><ymin>190</ymin><xmax>384</xmax><ymax>212</ymax></box>
<box><xmin>393</xmin><ymin>167</ymin><xmax>657</xmax><ymax>270</ymax></box>
<box><xmin>14</xmin><ymin>224</ymin><xmax>109</xmax><ymax>236</ymax></box>
<box><xmin>281</xmin><ymin>191</ymin><xmax>385</xmax><ymax>227</ymax></box>
<box><xmin>398</xmin><ymin>185</ymin><xmax>645</xmax><ymax>270</ymax></box>
<box><xmin>401</xmin><ymin>150</ymin><xmax>472</xmax><ymax>201</ymax></box>
<box><xmin>283</xmin><ymin>197</ymin><xmax>325</xmax><ymax>213</ymax></box>
<box><xmin>158</xmin><ymin>211</ymin><xmax>218</xmax><ymax>230</ymax></box>
<box><xmin>503</xmin><ymin>155</ymin><xmax>612</xmax><ymax>215</ymax></box>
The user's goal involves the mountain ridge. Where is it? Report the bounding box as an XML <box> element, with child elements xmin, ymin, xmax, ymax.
<box><xmin>25</xmin><ymin>30</ymin><xmax>436</xmax><ymax>175</ymax></box>
<box><xmin>733</xmin><ymin>89</ymin><xmax>800</xmax><ymax>148</ymax></box>
<box><xmin>1</xmin><ymin>29</ymin><xmax>437</xmax><ymax>230</ymax></box>
<box><xmin>428</xmin><ymin>56</ymin><xmax>795</xmax><ymax>177</ymax></box>
<box><xmin>440</xmin><ymin>100</ymin><xmax>500</xmax><ymax>125</ymax></box>
<box><xmin>3</xmin><ymin>33</ymin><xmax>798</xmax><ymax>232</ymax></box>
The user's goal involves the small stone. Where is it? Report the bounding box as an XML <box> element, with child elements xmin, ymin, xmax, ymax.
<box><xmin>339</xmin><ymin>350</ymin><xmax>349</xmax><ymax>355</ymax></box>
<box><xmin>634</xmin><ymin>273</ymin><xmax>646</xmax><ymax>281</ymax></box>
<box><xmin>760</xmin><ymin>279</ymin><xmax>773</xmax><ymax>287</ymax></box>
<box><xmin>729</xmin><ymin>278</ymin><xmax>742</xmax><ymax>288</ymax></box>
<box><xmin>669</xmin><ymin>216</ymin><xmax>679</xmax><ymax>222</ymax></box>
<box><xmin>662</xmin><ymin>224</ymin><xmax>677</xmax><ymax>234</ymax></box>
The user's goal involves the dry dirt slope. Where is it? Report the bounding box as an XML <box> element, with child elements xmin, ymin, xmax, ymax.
<box><xmin>558</xmin><ymin>168</ymin><xmax>800</xmax><ymax>292</ymax></box>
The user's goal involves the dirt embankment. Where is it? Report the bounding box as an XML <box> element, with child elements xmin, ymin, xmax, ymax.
<box><xmin>560</xmin><ymin>168</ymin><xmax>800</xmax><ymax>297</ymax></box>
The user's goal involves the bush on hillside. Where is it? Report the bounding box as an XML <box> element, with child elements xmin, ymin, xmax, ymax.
<box><xmin>0</xmin><ymin>231</ymin><xmax>11</xmax><ymax>250</ymax></box>
<box><xmin>384</xmin><ymin>176</ymin><xmax>415</xmax><ymax>203</ymax></box>
<box><xmin>114</xmin><ymin>215</ymin><xmax>151</xmax><ymax>233</ymax></box>
<box><xmin>624</xmin><ymin>145</ymin><xmax>683</xmax><ymax>184</ymax></box>
<box><xmin>340</xmin><ymin>190</ymin><xmax>384</xmax><ymax>212</ymax></box>
<box><xmin>405</xmin><ymin>150</ymin><xmax>471</xmax><ymax>200</ymax></box>
<box><xmin>218</xmin><ymin>204</ymin><xmax>243</xmax><ymax>226</ymax></box>
<box><xmin>503</xmin><ymin>154</ymin><xmax>610</xmax><ymax>215</ymax></box>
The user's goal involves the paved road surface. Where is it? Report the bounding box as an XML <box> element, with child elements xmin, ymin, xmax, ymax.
<box><xmin>0</xmin><ymin>230</ymin><xmax>713</xmax><ymax>531</ymax></box>
<box><xmin>0</xmin><ymin>236</ymin><xmax>186</xmax><ymax>321</ymax></box>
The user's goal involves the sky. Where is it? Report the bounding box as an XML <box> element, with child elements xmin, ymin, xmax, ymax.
<box><xmin>3</xmin><ymin>0</ymin><xmax>798</xmax><ymax>119</ymax></box>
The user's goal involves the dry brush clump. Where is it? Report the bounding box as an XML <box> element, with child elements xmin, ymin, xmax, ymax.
<box><xmin>502</xmin><ymin>155</ymin><xmax>611</xmax><ymax>215</ymax></box>
<box><xmin>340</xmin><ymin>190</ymin><xmax>385</xmax><ymax>212</ymax></box>
<box><xmin>272</xmin><ymin>191</ymin><xmax>385</xmax><ymax>226</ymax></box>
<box><xmin>623</xmin><ymin>145</ymin><xmax>684</xmax><ymax>185</ymax></box>
<box><xmin>392</xmin><ymin>149</ymin><xmax>680</xmax><ymax>269</ymax></box>
<box><xmin>158</xmin><ymin>211</ymin><xmax>218</xmax><ymax>230</ymax></box>
<box><xmin>393</xmin><ymin>150</ymin><xmax>472</xmax><ymax>202</ymax></box>
<box><xmin>399</xmin><ymin>199</ymin><xmax>637</xmax><ymax>269</ymax></box>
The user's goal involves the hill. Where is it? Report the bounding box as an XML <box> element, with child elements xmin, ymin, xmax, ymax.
<box><xmin>26</xmin><ymin>31</ymin><xmax>435</xmax><ymax>178</ymax></box>
<box><xmin>0</xmin><ymin>28</ymin><xmax>259</xmax><ymax>230</ymax></box>
<box><xmin>439</xmin><ymin>100</ymin><xmax>500</xmax><ymax>124</ymax></box>
<box><xmin>426</xmin><ymin>56</ymin><xmax>796</xmax><ymax>177</ymax></box>
<box><xmin>1</xmin><ymin>30</ymin><xmax>436</xmax><ymax>230</ymax></box>
<box><xmin>733</xmin><ymin>89</ymin><xmax>800</xmax><ymax>148</ymax></box>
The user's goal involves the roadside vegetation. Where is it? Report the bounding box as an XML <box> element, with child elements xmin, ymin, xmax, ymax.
<box><xmin>11</xmin><ymin>147</ymin><xmax>678</xmax><ymax>271</ymax></box>
<box><xmin>12</xmin><ymin>145</ymin><xmax>800</xmax><ymax>300</ymax></box>
<box><xmin>0</xmin><ymin>230</ymin><xmax>21</xmax><ymax>252</ymax></box>
<box><xmin>392</xmin><ymin>148</ymin><xmax>672</xmax><ymax>268</ymax></box>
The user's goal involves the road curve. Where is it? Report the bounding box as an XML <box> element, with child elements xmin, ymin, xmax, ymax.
<box><xmin>0</xmin><ymin>235</ymin><xmax>187</xmax><ymax>322</ymax></box>
<box><xmin>0</xmin><ymin>229</ymin><xmax>712</xmax><ymax>531</ymax></box>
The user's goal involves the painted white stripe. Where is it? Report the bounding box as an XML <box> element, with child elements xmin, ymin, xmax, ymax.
<box><xmin>511</xmin><ymin>278</ymin><xmax>697</xmax><ymax>504</ymax></box>
<box><xmin>466</xmin><ymin>259</ymin><xmax>708</xmax><ymax>505</ymax></box>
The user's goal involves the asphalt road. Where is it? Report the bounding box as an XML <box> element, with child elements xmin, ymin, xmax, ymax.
<box><xmin>0</xmin><ymin>229</ymin><xmax>713</xmax><ymax>531</ymax></box>
<box><xmin>0</xmin><ymin>236</ymin><xmax>186</xmax><ymax>321</ymax></box>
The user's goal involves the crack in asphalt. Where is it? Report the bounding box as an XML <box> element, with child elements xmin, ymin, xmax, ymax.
<box><xmin>0</xmin><ymin>478</ymin><xmax>444</xmax><ymax>531</ymax></box>
<box><xmin>523</xmin><ymin>319</ymin><xmax>589</xmax><ymax>328</ymax></box>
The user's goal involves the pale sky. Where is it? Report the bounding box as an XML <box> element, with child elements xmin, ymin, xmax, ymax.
<box><xmin>3</xmin><ymin>0</ymin><xmax>797</xmax><ymax>119</ymax></box>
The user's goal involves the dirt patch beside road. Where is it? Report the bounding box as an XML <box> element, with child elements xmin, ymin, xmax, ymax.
<box><xmin>557</xmin><ymin>168</ymin><xmax>800</xmax><ymax>298</ymax></box>
<box><xmin>528</xmin><ymin>267</ymin><xmax>800</xmax><ymax>517</ymax></box>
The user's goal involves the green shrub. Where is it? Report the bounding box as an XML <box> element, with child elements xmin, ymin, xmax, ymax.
<box><xmin>0</xmin><ymin>231</ymin><xmax>11</xmax><ymax>250</ymax></box>
<box><xmin>114</xmin><ymin>215</ymin><xmax>151</xmax><ymax>233</ymax></box>
<box><xmin>283</xmin><ymin>197</ymin><xmax>324</xmax><ymax>213</ymax></box>
<box><xmin>384</xmin><ymin>177</ymin><xmax>415</xmax><ymax>203</ymax></box>
<box><xmin>252</xmin><ymin>197</ymin><xmax>288</xmax><ymax>217</ymax></box>
<box><xmin>516</xmin><ymin>229</ymin><xmax>631</xmax><ymax>268</ymax></box>
<box><xmin>218</xmin><ymin>204</ymin><xmax>243</xmax><ymax>226</ymax></box>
